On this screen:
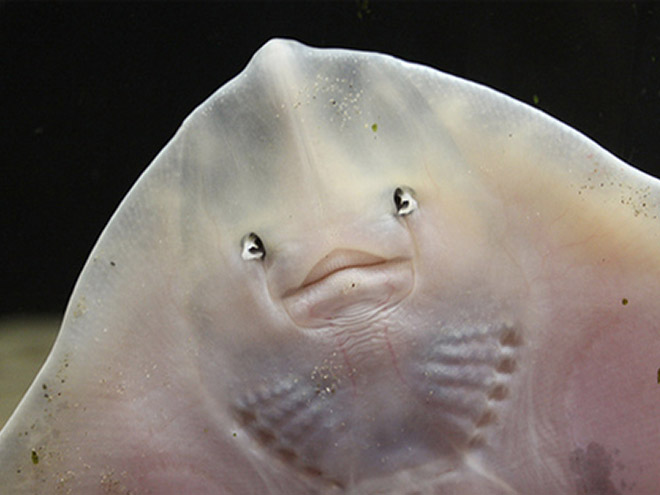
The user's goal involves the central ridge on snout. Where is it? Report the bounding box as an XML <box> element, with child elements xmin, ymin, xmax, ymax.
<box><xmin>282</xmin><ymin>249</ymin><xmax>414</xmax><ymax>328</ymax></box>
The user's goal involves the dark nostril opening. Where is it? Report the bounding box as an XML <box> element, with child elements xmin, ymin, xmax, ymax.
<box><xmin>394</xmin><ymin>186</ymin><xmax>417</xmax><ymax>216</ymax></box>
<box><xmin>241</xmin><ymin>233</ymin><xmax>266</xmax><ymax>260</ymax></box>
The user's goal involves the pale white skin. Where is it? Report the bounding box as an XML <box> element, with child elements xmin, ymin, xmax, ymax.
<box><xmin>1</xmin><ymin>39</ymin><xmax>658</xmax><ymax>494</ymax></box>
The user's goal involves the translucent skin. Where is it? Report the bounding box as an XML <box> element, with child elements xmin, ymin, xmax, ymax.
<box><xmin>1</xmin><ymin>40</ymin><xmax>658</xmax><ymax>494</ymax></box>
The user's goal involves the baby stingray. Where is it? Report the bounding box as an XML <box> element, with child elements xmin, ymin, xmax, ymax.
<box><xmin>1</xmin><ymin>39</ymin><xmax>658</xmax><ymax>494</ymax></box>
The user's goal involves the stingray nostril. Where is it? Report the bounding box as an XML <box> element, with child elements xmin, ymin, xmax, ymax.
<box><xmin>394</xmin><ymin>186</ymin><xmax>417</xmax><ymax>216</ymax></box>
<box><xmin>241</xmin><ymin>233</ymin><xmax>266</xmax><ymax>261</ymax></box>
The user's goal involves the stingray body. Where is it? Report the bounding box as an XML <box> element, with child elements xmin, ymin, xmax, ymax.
<box><xmin>1</xmin><ymin>39</ymin><xmax>659</xmax><ymax>494</ymax></box>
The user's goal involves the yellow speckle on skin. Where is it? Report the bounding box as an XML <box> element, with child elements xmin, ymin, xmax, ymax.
<box><xmin>73</xmin><ymin>296</ymin><xmax>87</xmax><ymax>318</ymax></box>
<box><xmin>621</xmin><ymin>298</ymin><xmax>629</xmax><ymax>306</ymax></box>
<box><xmin>371</xmin><ymin>123</ymin><xmax>378</xmax><ymax>132</ymax></box>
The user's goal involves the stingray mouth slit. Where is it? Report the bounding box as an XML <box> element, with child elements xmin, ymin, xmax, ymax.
<box><xmin>299</xmin><ymin>249</ymin><xmax>388</xmax><ymax>288</ymax></box>
<box><xmin>282</xmin><ymin>249</ymin><xmax>414</xmax><ymax>327</ymax></box>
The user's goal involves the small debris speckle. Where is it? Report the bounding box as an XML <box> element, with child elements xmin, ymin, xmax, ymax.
<box><xmin>621</xmin><ymin>298</ymin><xmax>629</xmax><ymax>306</ymax></box>
<box><xmin>31</xmin><ymin>449</ymin><xmax>39</xmax><ymax>464</ymax></box>
<box><xmin>371</xmin><ymin>123</ymin><xmax>378</xmax><ymax>132</ymax></box>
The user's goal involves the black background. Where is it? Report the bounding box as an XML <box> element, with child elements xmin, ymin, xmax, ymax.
<box><xmin>2</xmin><ymin>2</ymin><xmax>659</xmax><ymax>316</ymax></box>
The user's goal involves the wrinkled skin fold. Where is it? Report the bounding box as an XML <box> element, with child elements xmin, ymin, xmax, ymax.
<box><xmin>1</xmin><ymin>39</ymin><xmax>659</xmax><ymax>494</ymax></box>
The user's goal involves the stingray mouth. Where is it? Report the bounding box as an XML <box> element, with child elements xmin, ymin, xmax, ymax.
<box><xmin>282</xmin><ymin>249</ymin><xmax>414</xmax><ymax>328</ymax></box>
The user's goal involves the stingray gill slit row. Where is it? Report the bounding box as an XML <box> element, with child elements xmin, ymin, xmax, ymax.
<box><xmin>394</xmin><ymin>186</ymin><xmax>417</xmax><ymax>216</ymax></box>
<box><xmin>241</xmin><ymin>232</ymin><xmax>266</xmax><ymax>260</ymax></box>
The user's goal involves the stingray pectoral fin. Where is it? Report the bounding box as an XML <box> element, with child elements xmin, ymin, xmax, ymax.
<box><xmin>478</xmin><ymin>140</ymin><xmax>660</xmax><ymax>492</ymax></box>
<box><xmin>420</xmin><ymin>89</ymin><xmax>660</xmax><ymax>492</ymax></box>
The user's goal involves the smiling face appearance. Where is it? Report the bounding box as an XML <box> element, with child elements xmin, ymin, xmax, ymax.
<box><xmin>1</xmin><ymin>39</ymin><xmax>659</xmax><ymax>495</ymax></box>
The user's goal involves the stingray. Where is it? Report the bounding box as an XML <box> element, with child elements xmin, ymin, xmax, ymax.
<box><xmin>1</xmin><ymin>39</ymin><xmax>658</xmax><ymax>494</ymax></box>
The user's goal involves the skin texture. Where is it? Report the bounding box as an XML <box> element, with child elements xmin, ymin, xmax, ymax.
<box><xmin>0</xmin><ymin>39</ymin><xmax>658</xmax><ymax>494</ymax></box>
